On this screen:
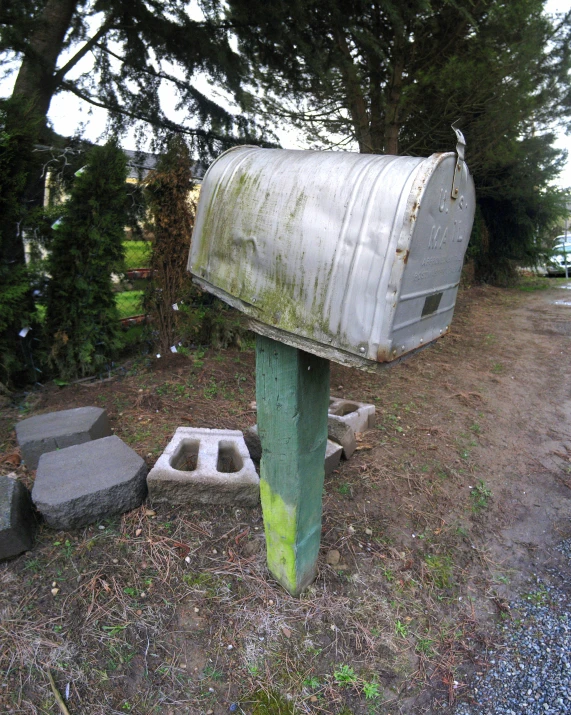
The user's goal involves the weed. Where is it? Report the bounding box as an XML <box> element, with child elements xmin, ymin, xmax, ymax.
<box><xmin>494</xmin><ymin>573</ymin><xmax>510</xmax><ymax>585</ymax></box>
<box><xmin>333</xmin><ymin>664</ymin><xmax>358</xmax><ymax>687</ymax></box>
<box><xmin>470</xmin><ymin>480</ymin><xmax>492</xmax><ymax>512</ymax></box>
<box><xmin>337</xmin><ymin>482</ymin><xmax>351</xmax><ymax>496</ymax></box>
<box><xmin>363</xmin><ymin>680</ymin><xmax>381</xmax><ymax>699</ymax></box>
<box><xmin>303</xmin><ymin>676</ymin><xmax>321</xmax><ymax>689</ymax></box>
<box><xmin>203</xmin><ymin>664</ymin><xmax>223</xmax><ymax>680</ymax></box>
<box><xmin>381</xmin><ymin>567</ymin><xmax>394</xmax><ymax>582</ymax></box>
<box><xmin>415</xmin><ymin>637</ymin><xmax>435</xmax><ymax>656</ymax></box>
<box><xmin>23</xmin><ymin>558</ymin><xmax>41</xmax><ymax>572</ymax></box>
<box><xmin>491</xmin><ymin>361</ymin><xmax>504</xmax><ymax>374</ymax></box>
<box><xmin>395</xmin><ymin>620</ymin><xmax>408</xmax><ymax>638</ymax></box>
<box><xmin>470</xmin><ymin>422</ymin><xmax>481</xmax><ymax>434</ymax></box>
<box><xmin>424</xmin><ymin>554</ymin><xmax>454</xmax><ymax>589</ymax></box>
<box><xmin>523</xmin><ymin>584</ymin><xmax>549</xmax><ymax>606</ymax></box>
<box><xmin>203</xmin><ymin>379</ymin><xmax>218</xmax><ymax>399</ymax></box>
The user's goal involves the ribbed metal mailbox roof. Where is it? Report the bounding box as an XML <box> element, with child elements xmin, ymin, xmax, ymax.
<box><xmin>188</xmin><ymin>145</ymin><xmax>475</xmax><ymax>369</ymax></box>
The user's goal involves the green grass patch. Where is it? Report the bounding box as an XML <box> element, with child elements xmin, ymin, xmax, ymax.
<box><xmin>116</xmin><ymin>290</ymin><xmax>144</xmax><ymax>319</ymax></box>
<box><xmin>123</xmin><ymin>241</ymin><xmax>152</xmax><ymax>270</ymax></box>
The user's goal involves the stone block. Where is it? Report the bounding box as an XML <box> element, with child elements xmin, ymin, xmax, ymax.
<box><xmin>244</xmin><ymin>425</ymin><xmax>262</xmax><ymax>462</ymax></box>
<box><xmin>328</xmin><ymin>396</ymin><xmax>375</xmax><ymax>432</ymax></box>
<box><xmin>0</xmin><ymin>476</ymin><xmax>36</xmax><ymax>561</ymax></box>
<box><xmin>245</xmin><ymin>424</ymin><xmax>342</xmax><ymax>476</ymax></box>
<box><xmin>147</xmin><ymin>427</ymin><xmax>259</xmax><ymax>506</ymax></box>
<box><xmin>16</xmin><ymin>407</ymin><xmax>112</xmax><ymax>470</ymax></box>
<box><xmin>32</xmin><ymin>436</ymin><xmax>147</xmax><ymax>530</ymax></box>
<box><xmin>324</xmin><ymin>439</ymin><xmax>343</xmax><ymax>476</ymax></box>
<box><xmin>327</xmin><ymin>417</ymin><xmax>357</xmax><ymax>459</ymax></box>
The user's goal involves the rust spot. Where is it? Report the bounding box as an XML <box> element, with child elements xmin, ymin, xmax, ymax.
<box><xmin>395</xmin><ymin>248</ymin><xmax>410</xmax><ymax>264</ymax></box>
<box><xmin>376</xmin><ymin>347</ymin><xmax>393</xmax><ymax>363</ymax></box>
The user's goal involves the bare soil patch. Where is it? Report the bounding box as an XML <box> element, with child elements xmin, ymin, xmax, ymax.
<box><xmin>1</xmin><ymin>279</ymin><xmax>570</xmax><ymax>714</ymax></box>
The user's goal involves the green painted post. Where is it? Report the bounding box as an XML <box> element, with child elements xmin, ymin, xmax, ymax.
<box><xmin>255</xmin><ymin>334</ymin><xmax>330</xmax><ymax>596</ymax></box>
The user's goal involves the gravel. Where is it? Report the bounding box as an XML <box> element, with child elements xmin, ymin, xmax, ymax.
<box><xmin>454</xmin><ymin>578</ymin><xmax>571</xmax><ymax>715</ymax></box>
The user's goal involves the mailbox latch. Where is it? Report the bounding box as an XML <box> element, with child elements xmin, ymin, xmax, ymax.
<box><xmin>451</xmin><ymin>126</ymin><xmax>466</xmax><ymax>200</ymax></box>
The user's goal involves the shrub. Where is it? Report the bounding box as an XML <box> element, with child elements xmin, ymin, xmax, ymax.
<box><xmin>45</xmin><ymin>140</ymin><xmax>128</xmax><ymax>379</ymax></box>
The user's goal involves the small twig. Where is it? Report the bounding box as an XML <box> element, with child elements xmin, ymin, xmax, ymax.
<box><xmin>47</xmin><ymin>670</ymin><xmax>72</xmax><ymax>715</ymax></box>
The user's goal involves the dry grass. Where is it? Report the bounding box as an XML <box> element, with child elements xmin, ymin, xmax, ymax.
<box><xmin>2</xmin><ymin>283</ymin><xmax>560</xmax><ymax>714</ymax></box>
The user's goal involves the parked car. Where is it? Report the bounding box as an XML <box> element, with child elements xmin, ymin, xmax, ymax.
<box><xmin>547</xmin><ymin>236</ymin><xmax>571</xmax><ymax>276</ymax></box>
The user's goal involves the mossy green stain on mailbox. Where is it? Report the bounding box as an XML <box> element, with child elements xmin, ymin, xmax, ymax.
<box><xmin>256</xmin><ymin>334</ymin><xmax>330</xmax><ymax>596</ymax></box>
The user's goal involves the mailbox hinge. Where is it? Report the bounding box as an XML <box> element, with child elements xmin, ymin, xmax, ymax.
<box><xmin>451</xmin><ymin>126</ymin><xmax>466</xmax><ymax>200</ymax></box>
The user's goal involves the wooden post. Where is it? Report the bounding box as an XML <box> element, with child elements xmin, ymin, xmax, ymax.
<box><xmin>255</xmin><ymin>334</ymin><xmax>330</xmax><ymax>596</ymax></box>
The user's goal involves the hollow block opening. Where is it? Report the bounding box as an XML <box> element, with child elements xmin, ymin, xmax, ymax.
<box><xmin>170</xmin><ymin>439</ymin><xmax>200</xmax><ymax>472</ymax></box>
<box><xmin>329</xmin><ymin>400</ymin><xmax>360</xmax><ymax>417</ymax></box>
<box><xmin>216</xmin><ymin>440</ymin><xmax>243</xmax><ymax>473</ymax></box>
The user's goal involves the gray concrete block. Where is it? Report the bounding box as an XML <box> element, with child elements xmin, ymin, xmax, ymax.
<box><xmin>147</xmin><ymin>428</ymin><xmax>259</xmax><ymax>506</ymax></box>
<box><xmin>0</xmin><ymin>476</ymin><xmax>36</xmax><ymax>560</ymax></box>
<box><xmin>16</xmin><ymin>407</ymin><xmax>112</xmax><ymax>469</ymax></box>
<box><xmin>32</xmin><ymin>436</ymin><xmax>147</xmax><ymax>530</ymax></box>
<box><xmin>329</xmin><ymin>396</ymin><xmax>375</xmax><ymax>432</ymax></box>
<box><xmin>244</xmin><ymin>425</ymin><xmax>262</xmax><ymax>462</ymax></box>
<box><xmin>324</xmin><ymin>440</ymin><xmax>343</xmax><ymax>476</ymax></box>
<box><xmin>244</xmin><ymin>424</ymin><xmax>341</xmax><ymax>476</ymax></box>
<box><xmin>327</xmin><ymin>417</ymin><xmax>357</xmax><ymax>459</ymax></box>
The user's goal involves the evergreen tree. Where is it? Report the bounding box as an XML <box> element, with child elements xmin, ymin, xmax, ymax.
<box><xmin>144</xmin><ymin>134</ymin><xmax>195</xmax><ymax>356</ymax></box>
<box><xmin>0</xmin><ymin>0</ymin><xmax>273</xmax><ymax>288</ymax></box>
<box><xmin>45</xmin><ymin>139</ymin><xmax>127</xmax><ymax>379</ymax></box>
<box><xmin>1</xmin><ymin>0</ymin><xmax>259</xmax><ymax>152</ymax></box>
<box><xmin>0</xmin><ymin>97</ymin><xmax>41</xmax><ymax>386</ymax></box>
<box><xmin>224</xmin><ymin>0</ymin><xmax>571</xmax><ymax>281</ymax></box>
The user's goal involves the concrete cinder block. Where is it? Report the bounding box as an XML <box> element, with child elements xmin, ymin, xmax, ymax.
<box><xmin>16</xmin><ymin>406</ymin><xmax>112</xmax><ymax>469</ymax></box>
<box><xmin>327</xmin><ymin>397</ymin><xmax>375</xmax><ymax>459</ymax></box>
<box><xmin>244</xmin><ymin>425</ymin><xmax>262</xmax><ymax>462</ymax></box>
<box><xmin>328</xmin><ymin>396</ymin><xmax>375</xmax><ymax>432</ymax></box>
<box><xmin>324</xmin><ymin>439</ymin><xmax>343</xmax><ymax>476</ymax></box>
<box><xmin>32</xmin><ymin>436</ymin><xmax>148</xmax><ymax>530</ymax></box>
<box><xmin>0</xmin><ymin>476</ymin><xmax>36</xmax><ymax>561</ymax></box>
<box><xmin>147</xmin><ymin>427</ymin><xmax>259</xmax><ymax>506</ymax></box>
<box><xmin>327</xmin><ymin>417</ymin><xmax>356</xmax><ymax>459</ymax></box>
<box><xmin>244</xmin><ymin>424</ymin><xmax>342</xmax><ymax>476</ymax></box>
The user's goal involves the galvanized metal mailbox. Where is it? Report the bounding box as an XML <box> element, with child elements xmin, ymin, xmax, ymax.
<box><xmin>189</xmin><ymin>136</ymin><xmax>475</xmax><ymax>370</ymax></box>
<box><xmin>188</xmin><ymin>135</ymin><xmax>476</xmax><ymax>597</ymax></box>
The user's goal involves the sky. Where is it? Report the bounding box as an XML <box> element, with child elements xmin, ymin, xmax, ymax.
<box><xmin>3</xmin><ymin>0</ymin><xmax>571</xmax><ymax>188</ymax></box>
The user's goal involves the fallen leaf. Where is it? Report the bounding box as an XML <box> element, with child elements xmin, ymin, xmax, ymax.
<box><xmin>51</xmin><ymin>588</ymin><xmax>59</xmax><ymax>596</ymax></box>
<box><xmin>2</xmin><ymin>452</ymin><xmax>20</xmax><ymax>467</ymax></box>
<box><xmin>135</xmin><ymin>528</ymin><xmax>142</xmax><ymax>537</ymax></box>
<box><xmin>281</xmin><ymin>627</ymin><xmax>292</xmax><ymax>638</ymax></box>
<box><xmin>144</xmin><ymin>509</ymin><xmax>156</xmax><ymax>517</ymax></box>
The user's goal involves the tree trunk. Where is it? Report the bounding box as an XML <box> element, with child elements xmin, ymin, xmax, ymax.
<box><xmin>335</xmin><ymin>29</ymin><xmax>372</xmax><ymax>154</ymax></box>
<box><xmin>12</xmin><ymin>0</ymin><xmax>78</xmax><ymax>136</ymax></box>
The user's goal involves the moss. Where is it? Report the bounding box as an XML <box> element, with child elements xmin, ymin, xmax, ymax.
<box><xmin>260</xmin><ymin>479</ymin><xmax>298</xmax><ymax>593</ymax></box>
<box><xmin>249</xmin><ymin>689</ymin><xmax>295</xmax><ymax>715</ymax></box>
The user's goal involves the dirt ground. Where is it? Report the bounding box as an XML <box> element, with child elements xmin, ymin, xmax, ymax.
<box><xmin>1</xmin><ymin>278</ymin><xmax>570</xmax><ymax>715</ymax></box>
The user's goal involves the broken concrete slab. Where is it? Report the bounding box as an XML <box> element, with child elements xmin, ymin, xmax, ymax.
<box><xmin>327</xmin><ymin>417</ymin><xmax>357</xmax><ymax>459</ymax></box>
<box><xmin>324</xmin><ymin>439</ymin><xmax>343</xmax><ymax>475</ymax></box>
<box><xmin>244</xmin><ymin>424</ymin><xmax>342</xmax><ymax>476</ymax></box>
<box><xmin>0</xmin><ymin>475</ymin><xmax>36</xmax><ymax>560</ymax></box>
<box><xmin>328</xmin><ymin>396</ymin><xmax>375</xmax><ymax>433</ymax></box>
<box><xmin>32</xmin><ymin>436</ymin><xmax>147</xmax><ymax>530</ymax></box>
<box><xmin>247</xmin><ymin>397</ymin><xmax>372</xmax><ymax>462</ymax></box>
<box><xmin>16</xmin><ymin>406</ymin><xmax>112</xmax><ymax>470</ymax></box>
<box><xmin>147</xmin><ymin>427</ymin><xmax>259</xmax><ymax>506</ymax></box>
